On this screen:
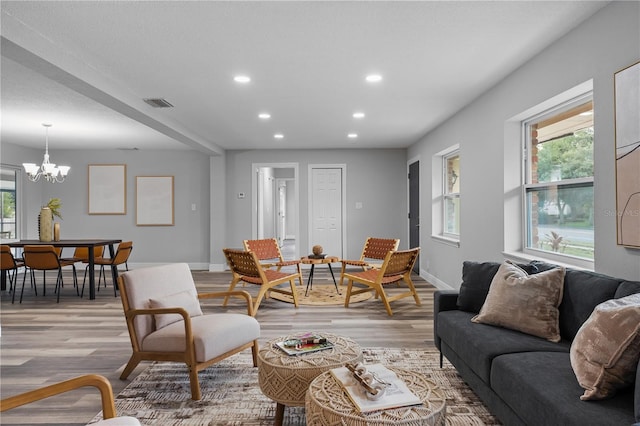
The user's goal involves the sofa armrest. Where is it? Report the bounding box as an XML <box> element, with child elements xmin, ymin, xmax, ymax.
<box><xmin>433</xmin><ymin>290</ymin><xmax>459</xmax><ymax>353</ymax></box>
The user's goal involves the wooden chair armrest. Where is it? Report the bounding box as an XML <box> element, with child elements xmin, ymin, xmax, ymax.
<box><xmin>126</xmin><ymin>307</ymin><xmax>190</xmax><ymax>321</ymax></box>
<box><xmin>0</xmin><ymin>374</ymin><xmax>117</xmax><ymax>419</ymax></box>
<box><xmin>198</xmin><ymin>290</ymin><xmax>254</xmax><ymax>316</ymax></box>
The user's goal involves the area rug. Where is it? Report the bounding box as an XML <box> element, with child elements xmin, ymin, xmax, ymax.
<box><xmin>89</xmin><ymin>348</ymin><xmax>501</xmax><ymax>425</ymax></box>
<box><xmin>270</xmin><ymin>284</ymin><xmax>372</xmax><ymax>306</ymax></box>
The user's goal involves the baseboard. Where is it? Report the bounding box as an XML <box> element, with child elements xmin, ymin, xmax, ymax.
<box><xmin>420</xmin><ymin>269</ymin><xmax>455</xmax><ymax>290</ymax></box>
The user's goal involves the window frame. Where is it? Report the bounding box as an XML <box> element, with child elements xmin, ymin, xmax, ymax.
<box><xmin>0</xmin><ymin>164</ymin><xmax>22</xmax><ymax>241</ymax></box>
<box><xmin>520</xmin><ymin>93</ymin><xmax>594</xmax><ymax>267</ymax></box>
<box><xmin>442</xmin><ymin>150</ymin><xmax>460</xmax><ymax>239</ymax></box>
<box><xmin>431</xmin><ymin>144</ymin><xmax>460</xmax><ymax>247</ymax></box>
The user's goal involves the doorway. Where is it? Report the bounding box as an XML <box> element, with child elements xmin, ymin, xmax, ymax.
<box><xmin>252</xmin><ymin>163</ymin><xmax>299</xmax><ymax>258</ymax></box>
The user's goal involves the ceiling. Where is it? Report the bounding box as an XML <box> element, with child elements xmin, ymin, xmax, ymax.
<box><xmin>0</xmin><ymin>1</ymin><xmax>608</xmax><ymax>155</ymax></box>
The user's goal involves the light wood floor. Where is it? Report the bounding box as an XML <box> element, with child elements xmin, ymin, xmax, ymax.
<box><xmin>0</xmin><ymin>268</ymin><xmax>437</xmax><ymax>425</ymax></box>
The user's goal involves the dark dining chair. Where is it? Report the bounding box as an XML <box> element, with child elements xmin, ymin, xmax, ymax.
<box><xmin>83</xmin><ymin>241</ymin><xmax>132</xmax><ymax>297</ymax></box>
<box><xmin>15</xmin><ymin>245</ymin><xmax>78</xmax><ymax>303</ymax></box>
<box><xmin>1</xmin><ymin>245</ymin><xmax>24</xmax><ymax>293</ymax></box>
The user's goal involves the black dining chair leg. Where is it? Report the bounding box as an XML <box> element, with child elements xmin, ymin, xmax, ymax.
<box><xmin>12</xmin><ymin>270</ymin><xmax>27</xmax><ymax>304</ymax></box>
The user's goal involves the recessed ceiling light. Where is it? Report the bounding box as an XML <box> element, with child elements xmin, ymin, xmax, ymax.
<box><xmin>274</xmin><ymin>133</ymin><xmax>284</xmax><ymax>139</ymax></box>
<box><xmin>234</xmin><ymin>75</ymin><xmax>251</xmax><ymax>83</ymax></box>
<box><xmin>348</xmin><ymin>133</ymin><xmax>358</xmax><ymax>139</ymax></box>
<box><xmin>365</xmin><ymin>74</ymin><xmax>382</xmax><ymax>83</ymax></box>
<box><xmin>353</xmin><ymin>112</ymin><xmax>365</xmax><ymax>119</ymax></box>
<box><xmin>259</xmin><ymin>113</ymin><xmax>271</xmax><ymax>119</ymax></box>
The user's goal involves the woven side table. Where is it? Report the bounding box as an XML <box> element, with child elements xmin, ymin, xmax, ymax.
<box><xmin>305</xmin><ymin>367</ymin><xmax>446</xmax><ymax>426</ymax></box>
<box><xmin>258</xmin><ymin>333</ymin><xmax>363</xmax><ymax>426</ymax></box>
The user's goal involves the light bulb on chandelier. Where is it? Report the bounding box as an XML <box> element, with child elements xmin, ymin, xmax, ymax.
<box><xmin>22</xmin><ymin>123</ymin><xmax>70</xmax><ymax>183</ymax></box>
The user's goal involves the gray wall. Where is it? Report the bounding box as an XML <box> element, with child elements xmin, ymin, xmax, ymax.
<box><xmin>408</xmin><ymin>1</ymin><xmax>640</xmax><ymax>286</ymax></box>
<box><xmin>221</xmin><ymin>148</ymin><xmax>408</xmax><ymax>267</ymax></box>
<box><xmin>2</xmin><ymin>141</ymin><xmax>211</xmax><ymax>268</ymax></box>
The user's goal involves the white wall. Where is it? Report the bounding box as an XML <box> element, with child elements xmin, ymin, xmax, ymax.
<box><xmin>408</xmin><ymin>1</ymin><xmax>640</xmax><ymax>287</ymax></box>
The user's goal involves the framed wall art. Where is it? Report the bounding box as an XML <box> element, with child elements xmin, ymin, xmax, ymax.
<box><xmin>614</xmin><ymin>60</ymin><xmax>640</xmax><ymax>248</ymax></box>
<box><xmin>88</xmin><ymin>164</ymin><xmax>126</xmax><ymax>214</ymax></box>
<box><xmin>136</xmin><ymin>176</ymin><xmax>174</xmax><ymax>226</ymax></box>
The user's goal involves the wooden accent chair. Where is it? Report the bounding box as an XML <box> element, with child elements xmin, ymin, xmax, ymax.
<box><xmin>339</xmin><ymin>237</ymin><xmax>400</xmax><ymax>285</ymax></box>
<box><xmin>118</xmin><ymin>263</ymin><xmax>259</xmax><ymax>401</ymax></box>
<box><xmin>243</xmin><ymin>238</ymin><xmax>303</xmax><ymax>286</ymax></box>
<box><xmin>1</xmin><ymin>245</ymin><xmax>24</xmax><ymax>293</ymax></box>
<box><xmin>15</xmin><ymin>245</ymin><xmax>78</xmax><ymax>304</ymax></box>
<box><xmin>85</xmin><ymin>241</ymin><xmax>132</xmax><ymax>297</ymax></box>
<box><xmin>343</xmin><ymin>247</ymin><xmax>421</xmax><ymax>316</ymax></box>
<box><xmin>0</xmin><ymin>374</ymin><xmax>140</xmax><ymax>425</ymax></box>
<box><xmin>223</xmin><ymin>248</ymin><xmax>300</xmax><ymax>316</ymax></box>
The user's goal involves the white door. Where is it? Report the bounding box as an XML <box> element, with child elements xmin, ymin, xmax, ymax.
<box><xmin>310</xmin><ymin>168</ymin><xmax>342</xmax><ymax>257</ymax></box>
<box><xmin>277</xmin><ymin>181</ymin><xmax>286</xmax><ymax>245</ymax></box>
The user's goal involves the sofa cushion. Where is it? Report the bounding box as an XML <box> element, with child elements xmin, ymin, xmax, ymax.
<box><xmin>149</xmin><ymin>289</ymin><xmax>203</xmax><ymax>330</ymax></box>
<box><xmin>457</xmin><ymin>261</ymin><xmax>539</xmax><ymax>313</ymax></box>
<box><xmin>570</xmin><ymin>294</ymin><xmax>640</xmax><ymax>400</ymax></box>
<box><xmin>491</xmin><ymin>351</ymin><xmax>636</xmax><ymax>426</ymax></box>
<box><xmin>437</xmin><ymin>310</ymin><xmax>569</xmax><ymax>383</ymax></box>
<box><xmin>559</xmin><ymin>270</ymin><xmax>623</xmax><ymax>340</ymax></box>
<box><xmin>472</xmin><ymin>261</ymin><xmax>565</xmax><ymax>342</ymax></box>
<box><xmin>616</xmin><ymin>280</ymin><xmax>640</xmax><ymax>299</ymax></box>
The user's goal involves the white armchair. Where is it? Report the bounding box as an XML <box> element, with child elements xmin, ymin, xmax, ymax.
<box><xmin>117</xmin><ymin>263</ymin><xmax>260</xmax><ymax>400</ymax></box>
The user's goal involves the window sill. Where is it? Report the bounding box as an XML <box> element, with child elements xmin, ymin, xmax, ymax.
<box><xmin>431</xmin><ymin>235</ymin><xmax>460</xmax><ymax>248</ymax></box>
<box><xmin>502</xmin><ymin>250</ymin><xmax>594</xmax><ymax>271</ymax></box>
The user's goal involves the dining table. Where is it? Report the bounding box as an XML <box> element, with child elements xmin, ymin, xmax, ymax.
<box><xmin>3</xmin><ymin>239</ymin><xmax>122</xmax><ymax>300</ymax></box>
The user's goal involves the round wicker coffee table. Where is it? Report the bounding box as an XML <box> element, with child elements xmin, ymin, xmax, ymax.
<box><xmin>305</xmin><ymin>367</ymin><xmax>446</xmax><ymax>426</ymax></box>
<box><xmin>258</xmin><ymin>333</ymin><xmax>363</xmax><ymax>426</ymax></box>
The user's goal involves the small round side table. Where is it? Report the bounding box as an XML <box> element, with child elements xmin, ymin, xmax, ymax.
<box><xmin>305</xmin><ymin>367</ymin><xmax>446</xmax><ymax>426</ymax></box>
<box><xmin>258</xmin><ymin>333</ymin><xmax>363</xmax><ymax>426</ymax></box>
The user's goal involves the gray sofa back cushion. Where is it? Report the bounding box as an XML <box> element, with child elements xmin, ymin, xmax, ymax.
<box><xmin>558</xmin><ymin>269</ymin><xmax>622</xmax><ymax>340</ymax></box>
<box><xmin>457</xmin><ymin>261</ymin><xmax>540</xmax><ymax>313</ymax></box>
<box><xmin>616</xmin><ymin>280</ymin><xmax>640</xmax><ymax>298</ymax></box>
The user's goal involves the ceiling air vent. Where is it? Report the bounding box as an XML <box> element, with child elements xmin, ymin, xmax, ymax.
<box><xmin>143</xmin><ymin>98</ymin><xmax>174</xmax><ymax>108</ymax></box>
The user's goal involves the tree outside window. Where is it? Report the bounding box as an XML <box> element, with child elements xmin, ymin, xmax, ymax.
<box><xmin>524</xmin><ymin>99</ymin><xmax>594</xmax><ymax>260</ymax></box>
<box><xmin>444</xmin><ymin>152</ymin><xmax>460</xmax><ymax>237</ymax></box>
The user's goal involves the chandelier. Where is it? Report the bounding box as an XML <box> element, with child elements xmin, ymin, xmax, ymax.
<box><xmin>23</xmin><ymin>124</ymin><xmax>70</xmax><ymax>183</ymax></box>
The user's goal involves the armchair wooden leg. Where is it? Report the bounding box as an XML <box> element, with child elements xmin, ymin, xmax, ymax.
<box><xmin>339</xmin><ymin>263</ymin><xmax>347</xmax><ymax>286</ymax></box>
<box><xmin>288</xmin><ymin>280</ymin><xmax>299</xmax><ymax>307</ymax></box>
<box><xmin>223</xmin><ymin>278</ymin><xmax>241</xmax><ymax>306</ymax></box>
<box><xmin>344</xmin><ymin>280</ymin><xmax>353</xmax><ymax>307</ymax></box>
<box><xmin>377</xmin><ymin>286</ymin><xmax>394</xmax><ymax>316</ymax></box>
<box><xmin>120</xmin><ymin>354</ymin><xmax>142</xmax><ymax>380</ymax></box>
<box><xmin>189</xmin><ymin>368</ymin><xmax>202</xmax><ymax>401</ymax></box>
<box><xmin>251</xmin><ymin>287</ymin><xmax>269</xmax><ymax>317</ymax></box>
<box><xmin>251</xmin><ymin>340</ymin><xmax>259</xmax><ymax>367</ymax></box>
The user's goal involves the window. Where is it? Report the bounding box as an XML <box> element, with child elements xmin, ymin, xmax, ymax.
<box><xmin>443</xmin><ymin>151</ymin><xmax>460</xmax><ymax>237</ymax></box>
<box><xmin>432</xmin><ymin>145</ymin><xmax>460</xmax><ymax>246</ymax></box>
<box><xmin>0</xmin><ymin>166</ymin><xmax>20</xmax><ymax>240</ymax></box>
<box><xmin>523</xmin><ymin>97</ymin><xmax>594</xmax><ymax>261</ymax></box>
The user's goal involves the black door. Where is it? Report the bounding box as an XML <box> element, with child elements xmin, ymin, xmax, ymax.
<box><xmin>409</xmin><ymin>161</ymin><xmax>420</xmax><ymax>274</ymax></box>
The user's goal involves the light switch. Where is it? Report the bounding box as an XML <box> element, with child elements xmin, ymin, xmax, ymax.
<box><xmin>238</xmin><ymin>192</ymin><xmax>245</xmax><ymax>199</ymax></box>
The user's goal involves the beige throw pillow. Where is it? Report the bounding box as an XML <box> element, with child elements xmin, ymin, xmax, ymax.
<box><xmin>471</xmin><ymin>260</ymin><xmax>565</xmax><ymax>342</ymax></box>
<box><xmin>570</xmin><ymin>293</ymin><xmax>640</xmax><ymax>401</ymax></box>
<box><xmin>149</xmin><ymin>290</ymin><xmax>203</xmax><ymax>330</ymax></box>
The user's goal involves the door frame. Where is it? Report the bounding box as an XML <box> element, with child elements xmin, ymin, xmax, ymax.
<box><xmin>408</xmin><ymin>155</ymin><xmax>420</xmax><ymax>273</ymax></box>
<box><xmin>252</xmin><ymin>162</ymin><xmax>299</xmax><ymax>255</ymax></box>
<box><xmin>308</xmin><ymin>164</ymin><xmax>347</xmax><ymax>258</ymax></box>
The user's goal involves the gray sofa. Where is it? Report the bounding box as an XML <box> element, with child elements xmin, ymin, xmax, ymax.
<box><xmin>434</xmin><ymin>261</ymin><xmax>640</xmax><ymax>426</ymax></box>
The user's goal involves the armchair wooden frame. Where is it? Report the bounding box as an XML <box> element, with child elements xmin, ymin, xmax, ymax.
<box><xmin>339</xmin><ymin>237</ymin><xmax>400</xmax><ymax>286</ymax></box>
<box><xmin>118</xmin><ymin>275</ymin><xmax>258</xmax><ymax>401</ymax></box>
<box><xmin>223</xmin><ymin>248</ymin><xmax>300</xmax><ymax>316</ymax></box>
<box><xmin>0</xmin><ymin>374</ymin><xmax>128</xmax><ymax>423</ymax></box>
<box><xmin>343</xmin><ymin>247</ymin><xmax>421</xmax><ymax>316</ymax></box>
<box><xmin>243</xmin><ymin>238</ymin><xmax>303</xmax><ymax>287</ymax></box>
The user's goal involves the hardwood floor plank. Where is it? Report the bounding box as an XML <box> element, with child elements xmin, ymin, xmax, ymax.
<box><xmin>1</xmin><ymin>269</ymin><xmax>437</xmax><ymax>425</ymax></box>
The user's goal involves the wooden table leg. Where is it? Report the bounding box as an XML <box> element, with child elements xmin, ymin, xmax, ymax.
<box><xmin>274</xmin><ymin>402</ymin><xmax>285</xmax><ymax>426</ymax></box>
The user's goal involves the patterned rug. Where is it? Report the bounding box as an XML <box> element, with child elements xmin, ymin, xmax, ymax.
<box><xmin>270</xmin><ymin>284</ymin><xmax>373</xmax><ymax>306</ymax></box>
<box><xmin>89</xmin><ymin>348</ymin><xmax>501</xmax><ymax>425</ymax></box>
